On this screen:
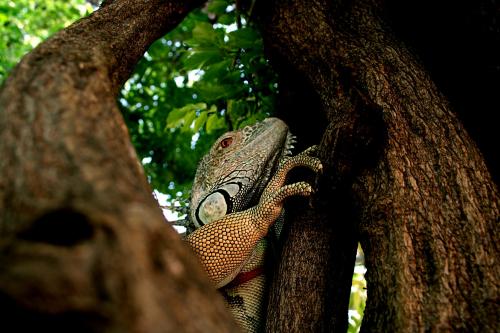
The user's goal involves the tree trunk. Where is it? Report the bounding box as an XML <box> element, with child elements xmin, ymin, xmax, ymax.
<box><xmin>1</xmin><ymin>0</ymin><xmax>498</xmax><ymax>332</ymax></box>
<box><xmin>0</xmin><ymin>1</ymin><xmax>239</xmax><ymax>332</ymax></box>
<box><xmin>258</xmin><ymin>0</ymin><xmax>499</xmax><ymax>331</ymax></box>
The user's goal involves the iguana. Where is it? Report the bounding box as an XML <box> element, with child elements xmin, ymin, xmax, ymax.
<box><xmin>186</xmin><ymin>117</ymin><xmax>322</xmax><ymax>332</ymax></box>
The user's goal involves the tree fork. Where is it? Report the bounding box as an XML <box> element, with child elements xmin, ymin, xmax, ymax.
<box><xmin>0</xmin><ymin>0</ymin><xmax>239</xmax><ymax>332</ymax></box>
<box><xmin>259</xmin><ymin>0</ymin><xmax>499</xmax><ymax>331</ymax></box>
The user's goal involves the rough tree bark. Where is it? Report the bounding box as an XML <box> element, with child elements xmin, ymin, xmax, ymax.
<box><xmin>0</xmin><ymin>1</ymin><xmax>239</xmax><ymax>332</ymax></box>
<box><xmin>1</xmin><ymin>0</ymin><xmax>498</xmax><ymax>332</ymax></box>
<box><xmin>257</xmin><ymin>0</ymin><xmax>499</xmax><ymax>332</ymax></box>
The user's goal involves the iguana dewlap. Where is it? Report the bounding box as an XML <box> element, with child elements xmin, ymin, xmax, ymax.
<box><xmin>186</xmin><ymin>117</ymin><xmax>322</xmax><ymax>332</ymax></box>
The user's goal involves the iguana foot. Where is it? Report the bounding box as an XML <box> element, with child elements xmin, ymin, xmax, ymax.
<box><xmin>262</xmin><ymin>145</ymin><xmax>323</xmax><ymax>198</ymax></box>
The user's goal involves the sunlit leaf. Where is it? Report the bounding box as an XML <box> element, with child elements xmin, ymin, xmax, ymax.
<box><xmin>206</xmin><ymin>113</ymin><xmax>225</xmax><ymax>133</ymax></box>
<box><xmin>182</xmin><ymin>110</ymin><xmax>197</xmax><ymax>132</ymax></box>
<box><xmin>166</xmin><ymin>103</ymin><xmax>207</xmax><ymax>129</ymax></box>
<box><xmin>192</xmin><ymin>21</ymin><xmax>218</xmax><ymax>43</ymax></box>
<box><xmin>193</xmin><ymin>110</ymin><xmax>208</xmax><ymax>132</ymax></box>
<box><xmin>184</xmin><ymin>48</ymin><xmax>224</xmax><ymax>69</ymax></box>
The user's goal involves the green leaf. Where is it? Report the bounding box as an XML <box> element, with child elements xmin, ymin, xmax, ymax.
<box><xmin>196</xmin><ymin>82</ymin><xmax>246</xmax><ymax>101</ymax></box>
<box><xmin>182</xmin><ymin>110</ymin><xmax>196</xmax><ymax>132</ymax></box>
<box><xmin>206</xmin><ymin>113</ymin><xmax>225</xmax><ymax>133</ymax></box>
<box><xmin>217</xmin><ymin>13</ymin><xmax>235</xmax><ymax>25</ymax></box>
<box><xmin>227</xmin><ymin>27</ymin><xmax>261</xmax><ymax>49</ymax></box>
<box><xmin>202</xmin><ymin>59</ymin><xmax>232</xmax><ymax>81</ymax></box>
<box><xmin>206</xmin><ymin>1</ymin><xmax>229</xmax><ymax>15</ymax></box>
<box><xmin>166</xmin><ymin>103</ymin><xmax>207</xmax><ymax>129</ymax></box>
<box><xmin>186</xmin><ymin>22</ymin><xmax>225</xmax><ymax>48</ymax></box>
<box><xmin>183</xmin><ymin>48</ymin><xmax>224</xmax><ymax>69</ymax></box>
<box><xmin>193</xmin><ymin>21</ymin><xmax>216</xmax><ymax>40</ymax></box>
<box><xmin>227</xmin><ymin>99</ymin><xmax>248</xmax><ymax>122</ymax></box>
<box><xmin>193</xmin><ymin>111</ymin><xmax>208</xmax><ymax>132</ymax></box>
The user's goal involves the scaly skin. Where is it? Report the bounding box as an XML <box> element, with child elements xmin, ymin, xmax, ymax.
<box><xmin>186</xmin><ymin>118</ymin><xmax>322</xmax><ymax>332</ymax></box>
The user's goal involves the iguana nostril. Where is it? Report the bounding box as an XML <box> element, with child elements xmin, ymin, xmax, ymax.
<box><xmin>18</xmin><ymin>208</ymin><xmax>94</xmax><ymax>246</ymax></box>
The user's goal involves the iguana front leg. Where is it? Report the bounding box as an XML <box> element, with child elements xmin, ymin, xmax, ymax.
<box><xmin>186</xmin><ymin>148</ymin><xmax>322</xmax><ymax>288</ymax></box>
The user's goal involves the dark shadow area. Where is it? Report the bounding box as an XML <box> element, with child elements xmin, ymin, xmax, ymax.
<box><xmin>384</xmin><ymin>0</ymin><xmax>499</xmax><ymax>184</ymax></box>
<box><xmin>18</xmin><ymin>209</ymin><xmax>94</xmax><ymax>246</ymax></box>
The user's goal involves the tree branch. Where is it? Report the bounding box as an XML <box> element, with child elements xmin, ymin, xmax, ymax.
<box><xmin>0</xmin><ymin>0</ymin><xmax>239</xmax><ymax>331</ymax></box>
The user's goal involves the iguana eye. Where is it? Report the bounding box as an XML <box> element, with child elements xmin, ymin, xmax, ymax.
<box><xmin>220</xmin><ymin>137</ymin><xmax>233</xmax><ymax>148</ymax></box>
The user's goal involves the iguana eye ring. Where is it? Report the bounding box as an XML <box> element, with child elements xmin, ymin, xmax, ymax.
<box><xmin>220</xmin><ymin>137</ymin><xmax>233</xmax><ymax>148</ymax></box>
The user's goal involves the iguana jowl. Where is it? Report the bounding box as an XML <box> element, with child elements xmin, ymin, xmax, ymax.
<box><xmin>186</xmin><ymin>117</ymin><xmax>322</xmax><ymax>332</ymax></box>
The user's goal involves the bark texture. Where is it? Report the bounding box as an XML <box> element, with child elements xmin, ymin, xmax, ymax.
<box><xmin>258</xmin><ymin>0</ymin><xmax>499</xmax><ymax>331</ymax></box>
<box><xmin>1</xmin><ymin>0</ymin><xmax>498</xmax><ymax>332</ymax></box>
<box><xmin>0</xmin><ymin>1</ymin><xmax>239</xmax><ymax>332</ymax></box>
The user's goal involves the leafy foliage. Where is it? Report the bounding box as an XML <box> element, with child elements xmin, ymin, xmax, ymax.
<box><xmin>119</xmin><ymin>1</ymin><xmax>278</xmax><ymax>202</ymax></box>
<box><xmin>348</xmin><ymin>246</ymin><xmax>367</xmax><ymax>333</ymax></box>
<box><xmin>0</xmin><ymin>0</ymin><xmax>93</xmax><ymax>82</ymax></box>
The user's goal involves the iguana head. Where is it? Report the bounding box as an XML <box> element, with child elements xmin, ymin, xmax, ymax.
<box><xmin>190</xmin><ymin>117</ymin><xmax>295</xmax><ymax>228</ymax></box>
